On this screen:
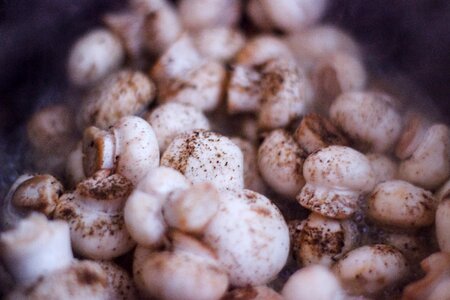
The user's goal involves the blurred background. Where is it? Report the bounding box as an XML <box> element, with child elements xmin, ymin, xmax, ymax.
<box><xmin>0</xmin><ymin>0</ymin><xmax>449</xmax><ymax>185</ymax></box>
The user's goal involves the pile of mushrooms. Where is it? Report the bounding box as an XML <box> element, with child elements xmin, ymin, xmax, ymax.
<box><xmin>1</xmin><ymin>0</ymin><xmax>449</xmax><ymax>299</ymax></box>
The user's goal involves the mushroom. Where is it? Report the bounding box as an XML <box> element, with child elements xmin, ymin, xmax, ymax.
<box><xmin>77</xmin><ymin>70</ymin><xmax>156</xmax><ymax>130</ymax></box>
<box><xmin>223</xmin><ymin>286</ymin><xmax>283</xmax><ymax>300</ymax></box>
<box><xmin>54</xmin><ymin>170</ymin><xmax>135</xmax><ymax>259</ymax></box>
<box><xmin>161</xmin><ymin>130</ymin><xmax>244</xmax><ymax>190</ymax></box>
<box><xmin>151</xmin><ymin>34</ymin><xmax>226</xmax><ymax>112</ymax></box>
<box><xmin>227</xmin><ymin>64</ymin><xmax>262</xmax><ymax>114</ymax></box>
<box><xmin>178</xmin><ymin>0</ymin><xmax>241</xmax><ymax>31</ymax></box>
<box><xmin>163</xmin><ymin>182</ymin><xmax>220</xmax><ymax>234</ymax></box>
<box><xmin>291</xmin><ymin>212</ymin><xmax>358</xmax><ymax>267</ymax></box>
<box><xmin>396</xmin><ymin>120</ymin><xmax>450</xmax><ymax>190</ymax></box>
<box><xmin>67</xmin><ymin>28</ymin><xmax>124</xmax><ymax>87</ymax></box>
<box><xmin>97</xmin><ymin>260</ymin><xmax>138</xmax><ymax>300</ymax></box>
<box><xmin>231</xmin><ymin>137</ymin><xmax>267</xmax><ymax>194</ymax></box>
<box><xmin>366</xmin><ymin>153</ymin><xmax>398</xmax><ymax>185</ymax></box>
<box><xmin>436</xmin><ymin>199</ymin><xmax>450</xmax><ymax>252</ymax></box>
<box><xmin>193</xmin><ymin>27</ymin><xmax>245</xmax><ymax>62</ymax></box>
<box><xmin>258</xmin><ymin>58</ymin><xmax>309</xmax><ymax>130</ymax></box>
<box><xmin>0</xmin><ymin>213</ymin><xmax>73</xmax><ymax>285</ymax></box>
<box><xmin>258</xmin><ymin>129</ymin><xmax>306</xmax><ymax>198</ymax></box>
<box><xmin>66</xmin><ymin>142</ymin><xmax>86</xmax><ymax>188</ymax></box>
<box><xmin>124</xmin><ymin>166</ymin><xmax>191</xmax><ymax>247</ymax></box>
<box><xmin>332</xmin><ymin>244</ymin><xmax>408</xmax><ymax>296</ymax></box>
<box><xmin>203</xmin><ymin>189</ymin><xmax>290</xmax><ymax>286</ymax></box>
<box><xmin>329</xmin><ymin>91</ymin><xmax>403</xmax><ymax>153</ymax></box>
<box><xmin>382</xmin><ymin>232</ymin><xmax>430</xmax><ymax>264</ymax></box>
<box><xmin>1</xmin><ymin>174</ymin><xmax>34</xmax><ymax>230</ymax></box>
<box><xmin>235</xmin><ymin>35</ymin><xmax>294</xmax><ymax>67</ymax></box>
<box><xmin>146</xmin><ymin>102</ymin><xmax>210</xmax><ymax>152</ymax></box>
<box><xmin>367</xmin><ymin>180</ymin><xmax>436</xmax><ymax>229</ymax></box>
<box><xmin>282</xmin><ymin>265</ymin><xmax>345</xmax><ymax>300</ymax></box>
<box><xmin>402</xmin><ymin>252</ymin><xmax>450</xmax><ymax>300</ymax></box>
<box><xmin>285</xmin><ymin>25</ymin><xmax>360</xmax><ymax>70</ymax></box>
<box><xmin>436</xmin><ymin>179</ymin><xmax>450</xmax><ymax>203</ymax></box>
<box><xmin>82</xmin><ymin>115</ymin><xmax>160</xmax><ymax>185</ymax></box>
<box><xmin>297</xmin><ymin>145</ymin><xmax>376</xmax><ymax>219</ymax></box>
<box><xmin>293</xmin><ymin>113</ymin><xmax>349</xmax><ymax>154</ymax></box>
<box><xmin>312</xmin><ymin>52</ymin><xmax>367</xmax><ymax>110</ymax></box>
<box><xmin>246</xmin><ymin>0</ymin><xmax>328</xmax><ymax>33</ymax></box>
<box><xmin>135</xmin><ymin>231</ymin><xmax>229</xmax><ymax>300</ymax></box>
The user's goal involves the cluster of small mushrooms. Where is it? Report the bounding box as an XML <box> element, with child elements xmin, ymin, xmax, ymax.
<box><xmin>1</xmin><ymin>0</ymin><xmax>450</xmax><ymax>299</ymax></box>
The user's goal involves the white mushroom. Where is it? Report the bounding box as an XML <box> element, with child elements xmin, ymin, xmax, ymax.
<box><xmin>285</xmin><ymin>25</ymin><xmax>360</xmax><ymax>70</ymax></box>
<box><xmin>77</xmin><ymin>70</ymin><xmax>156</xmax><ymax>130</ymax></box>
<box><xmin>231</xmin><ymin>137</ymin><xmax>267</xmax><ymax>194</ymax></box>
<box><xmin>193</xmin><ymin>27</ymin><xmax>245</xmax><ymax>62</ymax></box>
<box><xmin>203</xmin><ymin>189</ymin><xmax>290</xmax><ymax>286</ymax></box>
<box><xmin>136</xmin><ymin>231</ymin><xmax>229</xmax><ymax>300</ymax></box>
<box><xmin>293</xmin><ymin>113</ymin><xmax>349</xmax><ymax>154</ymax></box>
<box><xmin>6</xmin><ymin>260</ymin><xmax>109</xmax><ymax>300</ymax></box>
<box><xmin>124</xmin><ymin>166</ymin><xmax>191</xmax><ymax>247</ymax></box>
<box><xmin>1</xmin><ymin>174</ymin><xmax>34</xmax><ymax>230</ymax></box>
<box><xmin>235</xmin><ymin>35</ymin><xmax>294</xmax><ymax>67</ymax></box>
<box><xmin>330</xmin><ymin>91</ymin><xmax>403</xmax><ymax>153</ymax></box>
<box><xmin>403</xmin><ymin>252</ymin><xmax>450</xmax><ymax>300</ymax></box>
<box><xmin>396</xmin><ymin>122</ymin><xmax>450</xmax><ymax>190</ymax></box>
<box><xmin>292</xmin><ymin>212</ymin><xmax>358</xmax><ymax>267</ymax></box>
<box><xmin>161</xmin><ymin>130</ymin><xmax>244</xmax><ymax>190</ymax></box>
<box><xmin>297</xmin><ymin>145</ymin><xmax>376</xmax><ymax>219</ymax></box>
<box><xmin>436</xmin><ymin>199</ymin><xmax>450</xmax><ymax>252</ymax></box>
<box><xmin>282</xmin><ymin>265</ymin><xmax>345</xmax><ymax>300</ymax></box>
<box><xmin>82</xmin><ymin>116</ymin><xmax>160</xmax><ymax>185</ymax></box>
<box><xmin>163</xmin><ymin>182</ymin><xmax>220</xmax><ymax>234</ymax></box>
<box><xmin>67</xmin><ymin>28</ymin><xmax>124</xmax><ymax>87</ymax></box>
<box><xmin>146</xmin><ymin>102</ymin><xmax>210</xmax><ymax>152</ymax></box>
<box><xmin>247</xmin><ymin>0</ymin><xmax>328</xmax><ymax>33</ymax></box>
<box><xmin>223</xmin><ymin>286</ymin><xmax>283</xmax><ymax>300</ymax></box>
<box><xmin>227</xmin><ymin>64</ymin><xmax>262</xmax><ymax>114</ymax></box>
<box><xmin>258</xmin><ymin>129</ymin><xmax>306</xmax><ymax>198</ymax></box>
<box><xmin>259</xmin><ymin>59</ymin><xmax>309</xmax><ymax>130</ymax></box>
<box><xmin>151</xmin><ymin>35</ymin><xmax>226</xmax><ymax>112</ymax></box>
<box><xmin>142</xmin><ymin>3</ymin><xmax>182</xmax><ymax>55</ymax></box>
<box><xmin>366</xmin><ymin>153</ymin><xmax>398</xmax><ymax>185</ymax></box>
<box><xmin>178</xmin><ymin>0</ymin><xmax>241</xmax><ymax>31</ymax></box>
<box><xmin>367</xmin><ymin>180</ymin><xmax>436</xmax><ymax>229</ymax></box>
<box><xmin>332</xmin><ymin>244</ymin><xmax>408</xmax><ymax>296</ymax></box>
<box><xmin>312</xmin><ymin>52</ymin><xmax>367</xmax><ymax>110</ymax></box>
<box><xmin>0</xmin><ymin>213</ymin><xmax>73</xmax><ymax>285</ymax></box>
<box><xmin>54</xmin><ymin>171</ymin><xmax>135</xmax><ymax>259</ymax></box>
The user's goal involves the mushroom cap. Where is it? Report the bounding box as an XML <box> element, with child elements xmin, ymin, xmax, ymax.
<box><xmin>330</xmin><ymin>91</ymin><xmax>402</xmax><ymax>153</ymax></box>
<box><xmin>136</xmin><ymin>166</ymin><xmax>191</xmax><ymax>198</ymax></box>
<box><xmin>302</xmin><ymin>145</ymin><xmax>376</xmax><ymax>192</ymax></box>
<box><xmin>282</xmin><ymin>265</ymin><xmax>344</xmax><ymax>300</ymax></box>
<box><xmin>333</xmin><ymin>244</ymin><xmax>408</xmax><ymax>296</ymax></box>
<box><xmin>0</xmin><ymin>213</ymin><xmax>73</xmax><ymax>285</ymax></box>
<box><xmin>161</xmin><ymin>130</ymin><xmax>244</xmax><ymax>190</ymax></box>
<box><xmin>147</xmin><ymin>102</ymin><xmax>210</xmax><ymax>152</ymax></box>
<box><xmin>97</xmin><ymin>261</ymin><xmax>138</xmax><ymax>300</ymax></box>
<box><xmin>367</xmin><ymin>180</ymin><xmax>436</xmax><ymax>229</ymax></box>
<box><xmin>227</xmin><ymin>64</ymin><xmax>262</xmax><ymax>114</ymax></box>
<box><xmin>7</xmin><ymin>260</ymin><xmax>109</xmax><ymax>300</ymax></box>
<box><xmin>193</xmin><ymin>27</ymin><xmax>245</xmax><ymax>62</ymax></box>
<box><xmin>398</xmin><ymin>124</ymin><xmax>450</xmax><ymax>190</ymax></box>
<box><xmin>235</xmin><ymin>35</ymin><xmax>293</xmax><ymax>66</ymax></box>
<box><xmin>113</xmin><ymin>116</ymin><xmax>160</xmax><ymax>185</ymax></box>
<box><xmin>203</xmin><ymin>189</ymin><xmax>290</xmax><ymax>286</ymax></box>
<box><xmin>258</xmin><ymin>129</ymin><xmax>306</xmax><ymax>198</ymax></box>
<box><xmin>138</xmin><ymin>251</ymin><xmax>229</xmax><ymax>300</ymax></box>
<box><xmin>78</xmin><ymin>70</ymin><xmax>155</xmax><ymax>130</ymax></box>
<box><xmin>67</xmin><ymin>28</ymin><xmax>124</xmax><ymax>87</ymax></box>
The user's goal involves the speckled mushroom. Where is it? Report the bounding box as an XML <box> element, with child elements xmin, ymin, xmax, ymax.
<box><xmin>226</xmin><ymin>64</ymin><xmax>262</xmax><ymax>115</ymax></box>
<box><xmin>330</xmin><ymin>91</ymin><xmax>403</xmax><ymax>153</ymax></box>
<box><xmin>258</xmin><ymin>129</ymin><xmax>306</xmax><ymax>198</ymax></box>
<box><xmin>297</xmin><ymin>145</ymin><xmax>376</xmax><ymax>219</ymax></box>
<box><xmin>223</xmin><ymin>286</ymin><xmax>283</xmax><ymax>300</ymax></box>
<box><xmin>54</xmin><ymin>170</ymin><xmax>135</xmax><ymax>259</ymax></box>
<box><xmin>203</xmin><ymin>189</ymin><xmax>290</xmax><ymax>286</ymax></box>
<box><xmin>77</xmin><ymin>70</ymin><xmax>156</xmax><ymax>130</ymax></box>
<box><xmin>82</xmin><ymin>115</ymin><xmax>160</xmax><ymax>185</ymax></box>
<box><xmin>161</xmin><ymin>130</ymin><xmax>244</xmax><ymax>190</ymax></box>
<box><xmin>332</xmin><ymin>244</ymin><xmax>408</xmax><ymax>296</ymax></box>
<box><xmin>367</xmin><ymin>180</ymin><xmax>436</xmax><ymax>229</ymax></box>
